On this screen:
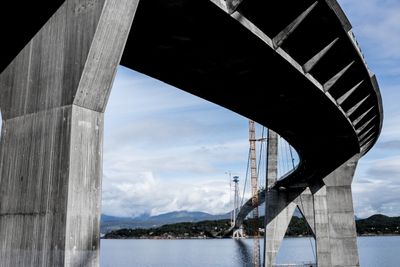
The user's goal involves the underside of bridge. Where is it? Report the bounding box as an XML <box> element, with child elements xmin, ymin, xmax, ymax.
<box><xmin>0</xmin><ymin>0</ymin><xmax>383</xmax><ymax>266</ymax></box>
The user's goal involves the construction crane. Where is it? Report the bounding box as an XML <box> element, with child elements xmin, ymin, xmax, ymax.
<box><xmin>228</xmin><ymin>121</ymin><xmax>308</xmax><ymax>265</ymax></box>
<box><xmin>249</xmin><ymin>120</ymin><xmax>261</xmax><ymax>267</ymax></box>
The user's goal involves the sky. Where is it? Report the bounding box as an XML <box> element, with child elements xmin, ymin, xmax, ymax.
<box><xmin>100</xmin><ymin>0</ymin><xmax>400</xmax><ymax>218</ymax></box>
<box><xmin>0</xmin><ymin>1</ymin><xmax>395</xmax><ymax>223</ymax></box>
<box><xmin>102</xmin><ymin>67</ymin><xmax>250</xmax><ymax>217</ymax></box>
<box><xmin>101</xmin><ymin>67</ymin><xmax>299</xmax><ymax>218</ymax></box>
<box><xmin>336</xmin><ymin>0</ymin><xmax>400</xmax><ymax>218</ymax></box>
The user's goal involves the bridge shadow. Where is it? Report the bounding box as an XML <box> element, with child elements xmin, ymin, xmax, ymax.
<box><xmin>234</xmin><ymin>239</ymin><xmax>254</xmax><ymax>267</ymax></box>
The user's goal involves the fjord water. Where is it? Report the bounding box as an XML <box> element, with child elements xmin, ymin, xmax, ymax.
<box><xmin>100</xmin><ymin>236</ymin><xmax>400</xmax><ymax>267</ymax></box>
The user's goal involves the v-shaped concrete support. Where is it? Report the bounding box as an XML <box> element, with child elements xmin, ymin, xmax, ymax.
<box><xmin>264</xmin><ymin>189</ymin><xmax>297</xmax><ymax>267</ymax></box>
<box><xmin>263</xmin><ymin>155</ymin><xmax>360</xmax><ymax>267</ymax></box>
<box><xmin>304</xmin><ymin>155</ymin><xmax>360</xmax><ymax>267</ymax></box>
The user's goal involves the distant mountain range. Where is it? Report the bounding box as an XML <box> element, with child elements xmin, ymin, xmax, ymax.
<box><xmin>101</xmin><ymin>211</ymin><xmax>230</xmax><ymax>233</ymax></box>
<box><xmin>104</xmin><ymin>213</ymin><xmax>400</xmax><ymax>239</ymax></box>
<box><xmin>356</xmin><ymin>214</ymin><xmax>400</xmax><ymax>235</ymax></box>
<box><xmin>100</xmin><ymin>209</ymin><xmax>363</xmax><ymax>234</ymax></box>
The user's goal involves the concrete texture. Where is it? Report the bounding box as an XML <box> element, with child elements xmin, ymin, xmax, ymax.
<box><xmin>267</xmin><ymin>130</ymin><xmax>278</xmax><ymax>188</ymax></box>
<box><xmin>264</xmin><ymin>189</ymin><xmax>297</xmax><ymax>267</ymax></box>
<box><xmin>0</xmin><ymin>0</ymin><xmax>139</xmax><ymax>266</ymax></box>
<box><xmin>264</xmin><ymin>129</ymin><xmax>282</xmax><ymax>267</ymax></box>
<box><xmin>311</xmin><ymin>183</ymin><xmax>333</xmax><ymax>267</ymax></box>
<box><xmin>0</xmin><ymin>105</ymin><xmax>105</xmax><ymax>266</ymax></box>
<box><xmin>323</xmin><ymin>155</ymin><xmax>360</xmax><ymax>267</ymax></box>
<box><xmin>0</xmin><ymin>106</ymin><xmax>76</xmax><ymax>266</ymax></box>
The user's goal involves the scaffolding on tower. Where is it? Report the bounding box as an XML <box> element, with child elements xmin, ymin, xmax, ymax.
<box><xmin>249</xmin><ymin>120</ymin><xmax>261</xmax><ymax>266</ymax></box>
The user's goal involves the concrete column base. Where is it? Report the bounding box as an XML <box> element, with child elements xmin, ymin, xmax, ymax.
<box><xmin>264</xmin><ymin>189</ymin><xmax>297</xmax><ymax>267</ymax></box>
<box><xmin>0</xmin><ymin>105</ymin><xmax>103</xmax><ymax>266</ymax></box>
<box><xmin>302</xmin><ymin>156</ymin><xmax>360</xmax><ymax>267</ymax></box>
<box><xmin>323</xmin><ymin>155</ymin><xmax>360</xmax><ymax>267</ymax></box>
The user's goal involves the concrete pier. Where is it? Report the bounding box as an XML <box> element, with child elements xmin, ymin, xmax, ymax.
<box><xmin>323</xmin><ymin>155</ymin><xmax>360</xmax><ymax>267</ymax></box>
<box><xmin>263</xmin><ymin>129</ymin><xmax>359</xmax><ymax>266</ymax></box>
<box><xmin>264</xmin><ymin>189</ymin><xmax>297</xmax><ymax>267</ymax></box>
<box><xmin>0</xmin><ymin>106</ymin><xmax>103</xmax><ymax>266</ymax></box>
<box><xmin>263</xmin><ymin>156</ymin><xmax>360</xmax><ymax>267</ymax></box>
<box><xmin>0</xmin><ymin>0</ymin><xmax>139</xmax><ymax>265</ymax></box>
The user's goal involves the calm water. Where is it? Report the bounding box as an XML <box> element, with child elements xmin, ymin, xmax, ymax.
<box><xmin>100</xmin><ymin>236</ymin><xmax>400</xmax><ymax>267</ymax></box>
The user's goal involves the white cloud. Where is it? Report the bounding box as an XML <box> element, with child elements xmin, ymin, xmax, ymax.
<box><xmin>353</xmin><ymin>156</ymin><xmax>400</xmax><ymax>218</ymax></box>
<box><xmin>102</xmin><ymin>68</ymin><xmax>299</xmax><ymax>217</ymax></box>
<box><xmin>101</xmin><ymin>171</ymin><xmax>232</xmax><ymax>217</ymax></box>
<box><xmin>103</xmin><ymin>63</ymin><xmax>399</xmax><ymax>218</ymax></box>
<box><xmin>379</xmin><ymin>108</ymin><xmax>400</xmax><ymax>143</ymax></box>
<box><xmin>337</xmin><ymin>0</ymin><xmax>400</xmax><ymax>218</ymax></box>
<box><xmin>102</xmin><ymin>66</ymin><xmax>251</xmax><ymax>217</ymax></box>
<box><xmin>339</xmin><ymin>0</ymin><xmax>400</xmax><ymax>63</ymax></box>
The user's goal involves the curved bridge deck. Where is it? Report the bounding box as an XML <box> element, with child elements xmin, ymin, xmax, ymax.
<box><xmin>0</xmin><ymin>1</ymin><xmax>383</xmax><ymax>190</ymax></box>
<box><xmin>121</xmin><ymin>0</ymin><xmax>383</xmax><ymax>188</ymax></box>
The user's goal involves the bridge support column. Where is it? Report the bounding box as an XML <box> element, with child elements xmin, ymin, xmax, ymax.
<box><xmin>264</xmin><ymin>129</ymin><xmax>300</xmax><ymax>267</ymax></box>
<box><xmin>308</xmin><ymin>155</ymin><xmax>360</xmax><ymax>267</ymax></box>
<box><xmin>263</xmin><ymin>155</ymin><xmax>360</xmax><ymax>267</ymax></box>
<box><xmin>0</xmin><ymin>106</ymin><xmax>104</xmax><ymax>267</ymax></box>
<box><xmin>310</xmin><ymin>183</ymin><xmax>332</xmax><ymax>266</ymax></box>
<box><xmin>264</xmin><ymin>189</ymin><xmax>297</xmax><ymax>267</ymax></box>
<box><xmin>0</xmin><ymin>0</ymin><xmax>139</xmax><ymax>266</ymax></box>
<box><xmin>323</xmin><ymin>155</ymin><xmax>360</xmax><ymax>267</ymax></box>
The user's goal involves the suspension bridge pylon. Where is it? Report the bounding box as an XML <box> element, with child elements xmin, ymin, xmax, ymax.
<box><xmin>232</xmin><ymin>176</ymin><xmax>245</xmax><ymax>239</ymax></box>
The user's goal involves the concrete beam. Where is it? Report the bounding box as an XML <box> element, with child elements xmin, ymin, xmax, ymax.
<box><xmin>273</xmin><ymin>1</ymin><xmax>318</xmax><ymax>49</ymax></box>
<box><xmin>336</xmin><ymin>80</ymin><xmax>364</xmax><ymax>106</ymax></box>
<box><xmin>0</xmin><ymin>0</ymin><xmax>139</xmax><ymax>266</ymax></box>
<box><xmin>225</xmin><ymin>0</ymin><xmax>245</xmax><ymax>14</ymax></box>
<box><xmin>324</xmin><ymin>61</ymin><xmax>354</xmax><ymax>92</ymax></box>
<box><xmin>352</xmin><ymin>107</ymin><xmax>373</xmax><ymax>128</ymax></box>
<box><xmin>356</xmin><ymin>116</ymin><xmax>376</xmax><ymax>135</ymax></box>
<box><xmin>358</xmin><ymin>126</ymin><xmax>374</xmax><ymax>142</ymax></box>
<box><xmin>346</xmin><ymin>95</ymin><xmax>370</xmax><ymax>117</ymax></box>
<box><xmin>360</xmin><ymin>133</ymin><xmax>375</xmax><ymax>148</ymax></box>
<box><xmin>361</xmin><ymin>140</ymin><xmax>374</xmax><ymax>154</ymax></box>
<box><xmin>303</xmin><ymin>38</ymin><xmax>339</xmax><ymax>73</ymax></box>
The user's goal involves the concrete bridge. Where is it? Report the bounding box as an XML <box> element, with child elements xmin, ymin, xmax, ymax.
<box><xmin>0</xmin><ymin>0</ymin><xmax>383</xmax><ymax>266</ymax></box>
